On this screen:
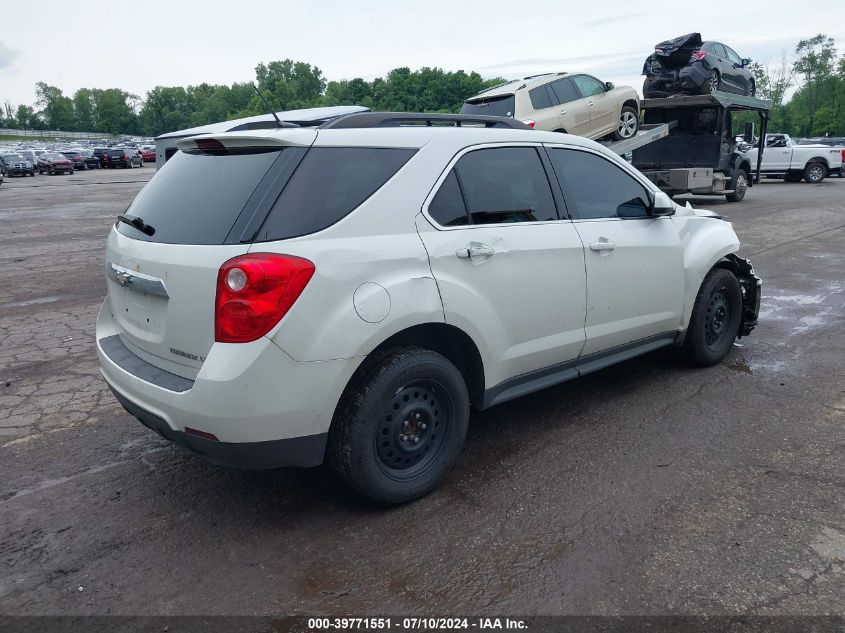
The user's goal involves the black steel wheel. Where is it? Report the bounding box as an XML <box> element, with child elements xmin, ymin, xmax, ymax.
<box><xmin>329</xmin><ymin>346</ymin><xmax>470</xmax><ymax>504</ymax></box>
<box><xmin>684</xmin><ymin>268</ymin><xmax>743</xmax><ymax>366</ymax></box>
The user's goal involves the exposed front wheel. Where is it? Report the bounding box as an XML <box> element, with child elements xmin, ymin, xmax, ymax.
<box><xmin>612</xmin><ymin>106</ymin><xmax>639</xmax><ymax>141</ymax></box>
<box><xmin>803</xmin><ymin>162</ymin><xmax>826</xmax><ymax>184</ymax></box>
<box><xmin>328</xmin><ymin>347</ymin><xmax>470</xmax><ymax>505</ymax></box>
<box><xmin>683</xmin><ymin>268</ymin><xmax>743</xmax><ymax>366</ymax></box>
<box><xmin>725</xmin><ymin>169</ymin><xmax>748</xmax><ymax>202</ymax></box>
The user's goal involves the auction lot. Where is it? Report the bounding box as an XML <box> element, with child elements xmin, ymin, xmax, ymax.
<box><xmin>0</xmin><ymin>168</ymin><xmax>843</xmax><ymax>615</ymax></box>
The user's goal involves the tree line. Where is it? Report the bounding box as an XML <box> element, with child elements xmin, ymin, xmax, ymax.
<box><xmin>1</xmin><ymin>62</ymin><xmax>503</xmax><ymax>137</ymax></box>
<box><xmin>2</xmin><ymin>34</ymin><xmax>843</xmax><ymax>138</ymax></box>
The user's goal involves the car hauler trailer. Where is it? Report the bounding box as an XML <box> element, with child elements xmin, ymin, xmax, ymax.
<box><xmin>628</xmin><ymin>92</ymin><xmax>772</xmax><ymax>202</ymax></box>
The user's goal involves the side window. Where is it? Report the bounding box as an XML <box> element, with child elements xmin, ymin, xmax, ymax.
<box><xmin>711</xmin><ymin>43</ymin><xmax>727</xmax><ymax>58</ymax></box>
<box><xmin>548</xmin><ymin>148</ymin><xmax>652</xmax><ymax>220</ymax></box>
<box><xmin>571</xmin><ymin>75</ymin><xmax>606</xmax><ymax>98</ymax></box>
<box><xmin>455</xmin><ymin>147</ymin><xmax>557</xmax><ymax>224</ymax></box>
<box><xmin>548</xmin><ymin>78</ymin><xmax>579</xmax><ymax>105</ymax></box>
<box><xmin>428</xmin><ymin>171</ymin><xmax>469</xmax><ymax>226</ymax></box>
<box><xmin>529</xmin><ymin>85</ymin><xmax>554</xmax><ymax>110</ymax></box>
<box><xmin>724</xmin><ymin>46</ymin><xmax>742</xmax><ymax>65</ymax></box>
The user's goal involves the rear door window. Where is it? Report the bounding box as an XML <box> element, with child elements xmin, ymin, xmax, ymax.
<box><xmin>256</xmin><ymin>147</ymin><xmax>416</xmax><ymax>241</ymax></box>
<box><xmin>548</xmin><ymin>78</ymin><xmax>579</xmax><ymax>105</ymax></box>
<box><xmin>428</xmin><ymin>171</ymin><xmax>470</xmax><ymax>226</ymax></box>
<box><xmin>440</xmin><ymin>147</ymin><xmax>558</xmax><ymax>225</ymax></box>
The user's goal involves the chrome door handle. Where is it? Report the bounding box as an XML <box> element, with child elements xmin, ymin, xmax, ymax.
<box><xmin>456</xmin><ymin>242</ymin><xmax>495</xmax><ymax>260</ymax></box>
<box><xmin>559</xmin><ymin>110</ymin><xmax>567</xmax><ymax>115</ymax></box>
<box><xmin>589</xmin><ymin>239</ymin><xmax>616</xmax><ymax>252</ymax></box>
<box><xmin>587</xmin><ymin>101</ymin><xmax>594</xmax><ymax>106</ymax></box>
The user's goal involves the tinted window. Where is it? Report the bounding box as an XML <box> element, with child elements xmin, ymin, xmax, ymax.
<box><xmin>710</xmin><ymin>43</ymin><xmax>727</xmax><ymax>58</ymax></box>
<box><xmin>529</xmin><ymin>85</ymin><xmax>554</xmax><ymax>110</ymax></box>
<box><xmin>116</xmin><ymin>148</ymin><xmax>283</xmax><ymax>244</ymax></box>
<box><xmin>454</xmin><ymin>147</ymin><xmax>557</xmax><ymax>224</ymax></box>
<box><xmin>428</xmin><ymin>171</ymin><xmax>469</xmax><ymax>226</ymax></box>
<box><xmin>548</xmin><ymin>149</ymin><xmax>651</xmax><ymax>219</ymax></box>
<box><xmin>549</xmin><ymin>78</ymin><xmax>579</xmax><ymax>104</ymax></box>
<box><xmin>257</xmin><ymin>147</ymin><xmax>415</xmax><ymax>241</ymax></box>
<box><xmin>572</xmin><ymin>75</ymin><xmax>606</xmax><ymax>98</ymax></box>
<box><xmin>723</xmin><ymin>45</ymin><xmax>742</xmax><ymax>64</ymax></box>
<box><xmin>460</xmin><ymin>95</ymin><xmax>516</xmax><ymax>118</ymax></box>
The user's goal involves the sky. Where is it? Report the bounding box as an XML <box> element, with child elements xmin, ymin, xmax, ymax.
<box><xmin>1</xmin><ymin>0</ymin><xmax>843</xmax><ymax>108</ymax></box>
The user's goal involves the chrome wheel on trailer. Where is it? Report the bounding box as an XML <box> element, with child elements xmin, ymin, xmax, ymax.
<box><xmin>618</xmin><ymin>110</ymin><xmax>638</xmax><ymax>138</ymax></box>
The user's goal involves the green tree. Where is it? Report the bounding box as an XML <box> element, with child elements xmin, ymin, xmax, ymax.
<box><xmin>35</xmin><ymin>82</ymin><xmax>75</xmax><ymax>130</ymax></box>
<box><xmin>15</xmin><ymin>104</ymin><xmax>41</xmax><ymax>129</ymax></box>
<box><xmin>92</xmin><ymin>88</ymin><xmax>138</xmax><ymax>135</ymax></box>
<box><xmin>72</xmin><ymin>89</ymin><xmax>96</xmax><ymax>131</ymax></box>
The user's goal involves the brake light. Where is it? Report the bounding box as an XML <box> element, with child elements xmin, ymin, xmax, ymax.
<box><xmin>690</xmin><ymin>50</ymin><xmax>707</xmax><ymax>62</ymax></box>
<box><xmin>215</xmin><ymin>253</ymin><xmax>315</xmax><ymax>343</ymax></box>
<box><xmin>196</xmin><ymin>138</ymin><xmax>226</xmax><ymax>152</ymax></box>
<box><xmin>522</xmin><ymin>120</ymin><xmax>536</xmax><ymax>128</ymax></box>
<box><xmin>841</xmin><ymin>149</ymin><xmax>844</xmax><ymax>162</ymax></box>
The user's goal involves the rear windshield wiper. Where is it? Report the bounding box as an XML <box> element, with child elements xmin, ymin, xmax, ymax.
<box><xmin>116</xmin><ymin>213</ymin><xmax>155</xmax><ymax>236</ymax></box>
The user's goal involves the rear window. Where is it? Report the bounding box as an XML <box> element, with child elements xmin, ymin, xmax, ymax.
<box><xmin>529</xmin><ymin>86</ymin><xmax>554</xmax><ymax>110</ymax></box>
<box><xmin>460</xmin><ymin>95</ymin><xmax>515</xmax><ymax>118</ymax></box>
<box><xmin>116</xmin><ymin>149</ymin><xmax>283</xmax><ymax>244</ymax></box>
<box><xmin>254</xmin><ymin>147</ymin><xmax>415</xmax><ymax>241</ymax></box>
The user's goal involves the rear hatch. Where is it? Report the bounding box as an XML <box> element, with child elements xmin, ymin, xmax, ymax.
<box><xmin>460</xmin><ymin>94</ymin><xmax>516</xmax><ymax>118</ymax></box>
<box><xmin>105</xmin><ymin>131</ymin><xmax>316</xmax><ymax>379</ymax></box>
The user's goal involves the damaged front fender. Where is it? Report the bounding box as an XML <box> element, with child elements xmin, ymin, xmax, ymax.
<box><xmin>722</xmin><ymin>254</ymin><xmax>761</xmax><ymax>338</ymax></box>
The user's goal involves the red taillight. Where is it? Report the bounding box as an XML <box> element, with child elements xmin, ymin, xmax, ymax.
<box><xmin>841</xmin><ymin>149</ymin><xmax>845</xmax><ymax>161</ymax></box>
<box><xmin>522</xmin><ymin>119</ymin><xmax>536</xmax><ymax>128</ymax></box>
<box><xmin>215</xmin><ymin>253</ymin><xmax>315</xmax><ymax>343</ymax></box>
<box><xmin>690</xmin><ymin>50</ymin><xmax>707</xmax><ymax>62</ymax></box>
<box><xmin>185</xmin><ymin>427</ymin><xmax>219</xmax><ymax>441</ymax></box>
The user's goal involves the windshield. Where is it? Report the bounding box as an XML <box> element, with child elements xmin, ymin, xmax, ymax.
<box><xmin>5</xmin><ymin>155</ymin><xmax>25</xmax><ymax>161</ymax></box>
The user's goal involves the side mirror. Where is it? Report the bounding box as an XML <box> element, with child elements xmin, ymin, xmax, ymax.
<box><xmin>650</xmin><ymin>191</ymin><xmax>675</xmax><ymax>216</ymax></box>
<box><xmin>605</xmin><ymin>81</ymin><xmax>614</xmax><ymax>91</ymax></box>
<box><xmin>741</xmin><ymin>58</ymin><xmax>751</xmax><ymax>66</ymax></box>
<box><xmin>743</xmin><ymin>122</ymin><xmax>754</xmax><ymax>143</ymax></box>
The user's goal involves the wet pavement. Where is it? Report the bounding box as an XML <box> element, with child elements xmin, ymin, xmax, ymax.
<box><xmin>0</xmin><ymin>169</ymin><xmax>843</xmax><ymax>616</ymax></box>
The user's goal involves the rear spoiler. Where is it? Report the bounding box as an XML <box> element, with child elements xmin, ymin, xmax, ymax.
<box><xmin>175</xmin><ymin>130</ymin><xmax>317</xmax><ymax>152</ymax></box>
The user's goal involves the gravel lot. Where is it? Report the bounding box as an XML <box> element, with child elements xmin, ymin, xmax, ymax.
<box><xmin>0</xmin><ymin>167</ymin><xmax>843</xmax><ymax>616</ymax></box>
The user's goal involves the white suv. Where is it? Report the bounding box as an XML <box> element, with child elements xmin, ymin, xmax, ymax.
<box><xmin>96</xmin><ymin>113</ymin><xmax>761</xmax><ymax>504</ymax></box>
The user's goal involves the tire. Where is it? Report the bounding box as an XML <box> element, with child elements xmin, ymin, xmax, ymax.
<box><xmin>612</xmin><ymin>106</ymin><xmax>639</xmax><ymax>141</ymax></box>
<box><xmin>683</xmin><ymin>268</ymin><xmax>743</xmax><ymax>366</ymax></box>
<box><xmin>328</xmin><ymin>347</ymin><xmax>470</xmax><ymax>505</ymax></box>
<box><xmin>803</xmin><ymin>162</ymin><xmax>826</xmax><ymax>184</ymax></box>
<box><xmin>702</xmin><ymin>70</ymin><xmax>720</xmax><ymax>94</ymax></box>
<box><xmin>725</xmin><ymin>169</ymin><xmax>748</xmax><ymax>202</ymax></box>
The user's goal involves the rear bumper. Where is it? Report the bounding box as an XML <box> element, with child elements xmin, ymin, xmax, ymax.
<box><xmin>96</xmin><ymin>302</ymin><xmax>361</xmax><ymax>469</ymax></box>
<box><xmin>643</xmin><ymin>64</ymin><xmax>709</xmax><ymax>97</ymax></box>
<box><xmin>108</xmin><ymin>386</ymin><xmax>327</xmax><ymax>469</ymax></box>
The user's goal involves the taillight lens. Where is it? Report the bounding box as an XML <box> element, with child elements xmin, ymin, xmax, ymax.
<box><xmin>690</xmin><ymin>50</ymin><xmax>707</xmax><ymax>62</ymax></box>
<box><xmin>215</xmin><ymin>253</ymin><xmax>315</xmax><ymax>343</ymax></box>
<box><xmin>522</xmin><ymin>119</ymin><xmax>536</xmax><ymax>128</ymax></box>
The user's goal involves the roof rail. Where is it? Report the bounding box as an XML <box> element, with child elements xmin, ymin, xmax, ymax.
<box><xmin>319</xmin><ymin>112</ymin><xmax>531</xmax><ymax>130</ymax></box>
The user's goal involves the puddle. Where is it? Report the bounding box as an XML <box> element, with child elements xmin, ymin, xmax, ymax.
<box><xmin>726</xmin><ymin>358</ymin><xmax>753</xmax><ymax>374</ymax></box>
<box><xmin>0</xmin><ymin>295</ymin><xmax>68</xmax><ymax>309</ymax></box>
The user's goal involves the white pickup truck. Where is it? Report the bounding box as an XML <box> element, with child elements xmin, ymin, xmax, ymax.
<box><xmin>744</xmin><ymin>133</ymin><xmax>843</xmax><ymax>183</ymax></box>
